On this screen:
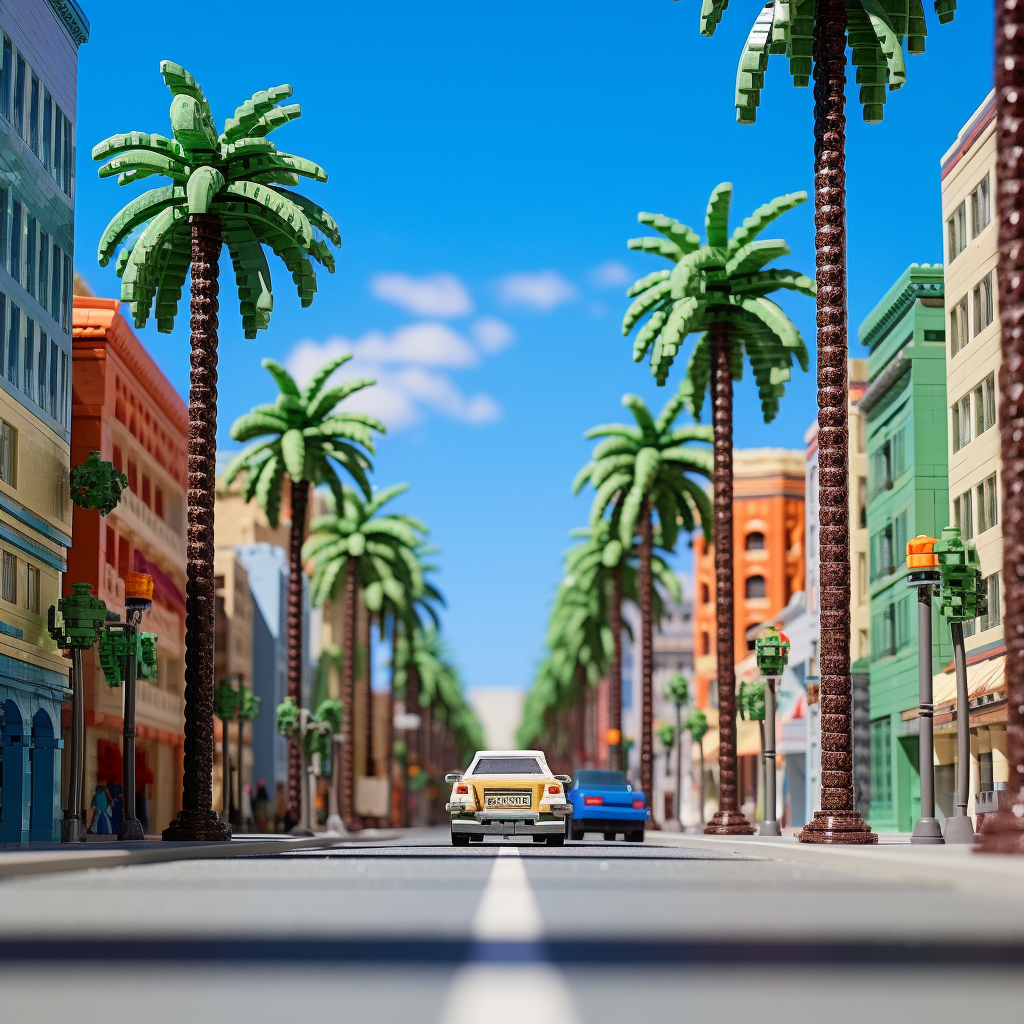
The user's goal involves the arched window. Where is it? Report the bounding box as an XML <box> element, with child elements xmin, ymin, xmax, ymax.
<box><xmin>701</xmin><ymin>582</ymin><xmax>710</xmax><ymax>604</ymax></box>
<box><xmin>745</xmin><ymin>575</ymin><xmax>766</xmax><ymax>599</ymax></box>
<box><xmin>746</xmin><ymin>531</ymin><xmax>766</xmax><ymax>551</ymax></box>
<box><xmin>701</xmin><ymin>631</ymin><xmax>710</xmax><ymax>656</ymax></box>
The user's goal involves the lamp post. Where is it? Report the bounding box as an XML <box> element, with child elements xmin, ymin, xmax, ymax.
<box><xmin>755</xmin><ymin>627</ymin><xmax>790</xmax><ymax>837</ymax></box>
<box><xmin>98</xmin><ymin>572</ymin><xmax>158</xmax><ymax>841</ymax></box>
<box><xmin>48</xmin><ymin>583</ymin><xmax>107</xmax><ymax>843</ymax></box>
<box><xmin>934</xmin><ymin>526</ymin><xmax>988</xmax><ymax>845</ymax></box>
<box><xmin>738</xmin><ymin>678</ymin><xmax>767</xmax><ymax>830</ymax></box>
<box><xmin>907</xmin><ymin>536</ymin><xmax>943</xmax><ymax>845</ymax></box>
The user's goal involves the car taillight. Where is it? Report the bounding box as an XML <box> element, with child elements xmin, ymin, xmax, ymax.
<box><xmin>547</xmin><ymin>785</ymin><xmax>560</xmax><ymax>794</ymax></box>
<box><xmin>632</xmin><ymin>799</ymin><xmax>644</xmax><ymax>809</ymax></box>
<box><xmin>456</xmin><ymin>785</ymin><xmax>469</xmax><ymax>795</ymax></box>
<box><xmin>584</xmin><ymin>796</ymin><xmax>604</xmax><ymax>806</ymax></box>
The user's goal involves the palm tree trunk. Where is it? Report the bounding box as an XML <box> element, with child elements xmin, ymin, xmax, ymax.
<box><xmin>638</xmin><ymin>501</ymin><xmax>655</xmax><ymax>823</ymax></box>
<box><xmin>365</xmin><ymin>613</ymin><xmax>374</xmax><ymax>782</ymax></box>
<box><xmin>608</xmin><ymin>565</ymin><xmax>623</xmax><ymax>770</ymax></box>
<box><xmin>675</xmin><ymin>703</ymin><xmax>682</xmax><ymax>826</ymax></box>
<box><xmin>163</xmin><ymin>213</ymin><xmax>231</xmax><ymax>842</ymax></box>
<box><xmin>406</xmin><ymin>661</ymin><xmax>420</xmax><ymax>827</ymax></box>
<box><xmin>799</xmin><ymin>0</ymin><xmax>875</xmax><ymax>844</ymax></box>
<box><xmin>704</xmin><ymin>324</ymin><xmax>753</xmax><ymax>835</ymax></box>
<box><xmin>978</xmin><ymin>0</ymin><xmax>1024</xmax><ymax>855</ymax></box>
<box><xmin>340</xmin><ymin>558</ymin><xmax>359</xmax><ymax>830</ymax></box>
<box><xmin>285</xmin><ymin>479</ymin><xmax>309</xmax><ymax>825</ymax></box>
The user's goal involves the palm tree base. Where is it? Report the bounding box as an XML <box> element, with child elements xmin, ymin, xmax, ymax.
<box><xmin>162</xmin><ymin>809</ymin><xmax>232</xmax><ymax>842</ymax></box>
<box><xmin>975</xmin><ymin>790</ymin><xmax>1024</xmax><ymax>854</ymax></box>
<box><xmin>704</xmin><ymin>810</ymin><xmax>755</xmax><ymax>835</ymax></box>
<box><xmin>797</xmin><ymin>809</ymin><xmax>877</xmax><ymax>844</ymax></box>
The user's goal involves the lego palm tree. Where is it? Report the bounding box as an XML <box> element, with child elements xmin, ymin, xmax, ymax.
<box><xmin>213</xmin><ymin>679</ymin><xmax>242</xmax><ymax>826</ymax></box>
<box><xmin>94</xmin><ymin>63</ymin><xmax>342</xmax><ymax>841</ymax></box>
<box><xmin>573</xmin><ymin>389</ymin><xmax>712</xmax><ymax>814</ymax></box>
<box><xmin>980</xmin><ymin>2</ymin><xmax>1024</xmax><ymax>856</ymax></box>
<box><xmin>225</xmin><ymin>355</ymin><xmax>382</xmax><ymax>822</ymax></box>
<box><xmin>303</xmin><ymin>484</ymin><xmax>427</xmax><ymax>828</ymax></box>
<box><xmin>622</xmin><ymin>181</ymin><xmax>812</xmax><ymax>835</ymax></box>
<box><xmin>695</xmin><ymin>1</ymin><xmax>955</xmax><ymax>846</ymax></box>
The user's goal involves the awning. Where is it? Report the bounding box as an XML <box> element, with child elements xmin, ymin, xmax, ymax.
<box><xmin>925</xmin><ymin>654</ymin><xmax>1005</xmax><ymax>716</ymax></box>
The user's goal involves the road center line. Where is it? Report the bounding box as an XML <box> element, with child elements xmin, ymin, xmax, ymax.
<box><xmin>440</xmin><ymin>848</ymin><xmax>580</xmax><ymax>1024</ymax></box>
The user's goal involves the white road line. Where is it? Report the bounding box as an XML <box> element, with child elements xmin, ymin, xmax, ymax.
<box><xmin>440</xmin><ymin>847</ymin><xmax>581</xmax><ymax>1024</ymax></box>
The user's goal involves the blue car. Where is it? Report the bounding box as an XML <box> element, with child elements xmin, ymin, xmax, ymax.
<box><xmin>567</xmin><ymin>769</ymin><xmax>649</xmax><ymax>842</ymax></box>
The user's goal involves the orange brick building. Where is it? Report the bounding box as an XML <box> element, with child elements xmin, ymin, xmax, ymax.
<box><xmin>693</xmin><ymin>449</ymin><xmax>806</xmax><ymax>708</ymax></box>
<box><xmin>68</xmin><ymin>295</ymin><xmax>188</xmax><ymax>833</ymax></box>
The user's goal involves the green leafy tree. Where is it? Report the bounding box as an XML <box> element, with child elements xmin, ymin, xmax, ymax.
<box><xmin>694</xmin><ymin>1</ymin><xmax>955</xmax><ymax>844</ymax></box>
<box><xmin>686</xmin><ymin>708</ymin><xmax>710</xmax><ymax>820</ymax></box>
<box><xmin>94</xmin><ymin>63</ymin><xmax>341</xmax><ymax>841</ymax></box>
<box><xmin>664</xmin><ymin>672</ymin><xmax>689</xmax><ymax>822</ymax></box>
<box><xmin>224</xmin><ymin>355</ymin><xmax>382</xmax><ymax>821</ymax></box>
<box><xmin>622</xmin><ymin>182</ymin><xmax>811</xmax><ymax>835</ymax></box>
<box><xmin>658</xmin><ymin>723</ymin><xmax>676</xmax><ymax>777</ymax></box>
<box><xmin>573</xmin><ymin>388</ymin><xmax>712</xmax><ymax>812</ymax></box>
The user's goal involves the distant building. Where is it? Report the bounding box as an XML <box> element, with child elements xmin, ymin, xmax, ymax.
<box><xmin>467</xmin><ymin>687</ymin><xmax>525</xmax><ymax>752</ymax></box>
<box><xmin>0</xmin><ymin>1</ymin><xmax>88</xmax><ymax>841</ymax></box>
<box><xmin>859</xmin><ymin>263</ymin><xmax>950</xmax><ymax>834</ymax></box>
<box><xmin>940</xmin><ymin>92</ymin><xmax>1007</xmax><ymax>824</ymax></box>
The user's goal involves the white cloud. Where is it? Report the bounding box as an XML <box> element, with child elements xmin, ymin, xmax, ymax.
<box><xmin>589</xmin><ymin>260</ymin><xmax>632</xmax><ymax>289</ymax></box>
<box><xmin>496</xmin><ymin>270</ymin><xmax>578</xmax><ymax>311</ymax></box>
<box><xmin>370</xmin><ymin>271</ymin><xmax>474</xmax><ymax>317</ymax></box>
<box><xmin>284</xmin><ymin>328</ymin><xmax>502</xmax><ymax>433</ymax></box>
<box><xmin>471</xmin><ymin>316</ymin><xmax>515</xmax><ymax>354</ymax></box>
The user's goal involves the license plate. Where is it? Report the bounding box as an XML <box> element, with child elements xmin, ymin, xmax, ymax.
<box><xmin>485</xmin><ymin>792</ymin><xmax>531</xmax><ymax>808</ymax></box>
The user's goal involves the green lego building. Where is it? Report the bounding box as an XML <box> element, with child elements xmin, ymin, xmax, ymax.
<box><xmin>858</xmin><ymin>264</ymin><xmax>950</xmax><ymax>833</ymax></box>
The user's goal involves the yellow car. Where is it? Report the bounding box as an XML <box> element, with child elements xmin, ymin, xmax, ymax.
<box><xmin>445</xmin><ymin>749</ymin><xmax>572</xmax><ymax>846</ymax></box>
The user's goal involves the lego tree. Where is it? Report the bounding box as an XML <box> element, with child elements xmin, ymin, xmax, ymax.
<box><xmin>70</xmin><ymin>452</ymin><xmax>128</xmax><ymax>516</ymax></box>
<box><xmin>573</xmin><ymin>389</ymin><xmax>712</xmax><ymax>812</ymax></box>
<box><xmin>686</xmin><ymin>708</ymin><xmax>710</xmax><ymax>821</ymax></box>
<box><xmin>694</xmin><ymin>1</ymin><xmax>955</xmax><ymax>847</ymax></box>
<box><xmin>622</xmin><ymin>181</ymin><xmax>812</xmax><ymax>836</ymax></box>
<box><xmin>213</xmin><ymin>679</ymin><xmax>242</xmax><ymax>823</ymax></box>
<box><xmin>224</xmin><ymin>356</ymin><xmax>382</xmax><ymax>823</ymax></box>
<box><xmin>664</xmin><ymin>672</ymin><xmax>689</xmax><ymax>823</ymax></box>
<box><xmin>94</xmin><ymin>63</ymin><xmax>341</xmax><ymax>842</ymax></box>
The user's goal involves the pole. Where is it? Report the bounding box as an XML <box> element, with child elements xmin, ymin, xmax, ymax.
<box><xmin>911</xmin><ymin>583</ymin><xmax>943</xmax><ymax>843</ymax></box>
<box><xmin>62</xmin><ymin>650</ymin><xmax>85</xmax><ymax>842</ymax></box>
<box><xmin>675</xmin><ymin>702</ymin><xmax>682</xmax><ymax>828</ymax></box>
<box><xmin>944</xmin><ymin>621</ymin><xmax>975</xmax><ymax>843</ymax></box>
<box><xmin>118</xmin><ymin>622</ymin><xmax>144</xmax><ymax>840</ymax></box>
<box><xmin>760</xmin><ymin>677</ymin><xmax>781</xmax><ymax>836</ymax></box>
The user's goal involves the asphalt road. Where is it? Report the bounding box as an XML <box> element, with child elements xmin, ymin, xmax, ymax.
<box><xmin>2</xmin><ymin>828</ymin><xmax>1023</xmax><ymax>1023</ymax></box>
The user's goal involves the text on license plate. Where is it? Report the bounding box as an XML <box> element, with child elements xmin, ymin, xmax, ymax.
<box><xmin>485</xmin><ymin>793</ymin><xmax>531</xmax><ymax>808</ymax></box>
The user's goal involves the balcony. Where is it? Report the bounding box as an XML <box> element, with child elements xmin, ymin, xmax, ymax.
<box><xmin>116</xmin><ymin>488</ymin><xmax>184</xmax><ymax>568</ymax></box>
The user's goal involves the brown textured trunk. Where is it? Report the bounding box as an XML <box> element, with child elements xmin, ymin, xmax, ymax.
<box><xmin>365</xmin><ymin>613</ymin><xmax>374</xmax><ymax>780</ymax></box>
<box><xmin>608</xmin><ymin>565</ymin><xmax>623</xmax><ymax>770</ymax></box>
<box><xmin>285</xmin><ymin>479</ymin><xmax>308</xmax><ymax>825</ymax></box>
<box><xmin>638</xmin><ymin>501</ymin><xmax>655</xmax><ymax>823</ymax></box>
<box><xmin>163</xmin><ymin>213</ymin><xmax>231</xmax><ymax>841</ymax></box>
<box><xmin>799</xmin><ymin>0</ymin><xmax>875</xmax><ymax>843</ymax></box>
<box><xmin>979</xmin><ymin>0</ymin><xmax>1024</xmax><ymax>855</ymax></box>
<box><xmin>704</xmin><ymin>324</ymin><xmax>753</xmax><ymax>835</ymax></box>
<box><xmin>340</xmin><ymin>558</ymin><xmax>360</xmax><ymax>830</ymax></box>
<box><xmin>386</xmin><ymin>619</ymin><xmax>397</xmax><ymax>826</ymax></box>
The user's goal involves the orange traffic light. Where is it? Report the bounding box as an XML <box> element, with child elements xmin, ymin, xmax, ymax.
<box><xmin>907</xmin><ymin>535</ymin><xmax>939</xmax><ymax>569</ymax></box>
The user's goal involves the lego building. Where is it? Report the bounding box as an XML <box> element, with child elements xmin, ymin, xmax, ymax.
<box><xmin>858</xmin><ymin>263</ymin><xmax>951</xmax><ymax>834</ymax></box>
<box><xmin>69</xmin><ymin>295</ymin><xmax>188</xmax><ymax>835</ymax></box>
<box><xmin>0</xmin><ymin>1</ymin><xmax>87</xmax><ymax>842</ymax></box>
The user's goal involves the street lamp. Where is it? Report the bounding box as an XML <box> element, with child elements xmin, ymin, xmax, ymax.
<box><xmin>755</xmin><ymin>626</ymin><xmax>790</xmax><ymax>837</ymax></box>
<box><xmin>98</xmin><ymin>572</ymin><xmax>158</xmax><ymax>842</ymax></box>
<box><xmin>48</xmin><ymin>583</ymin><xmax>107</xmax><ymax>843</ymax></box>
<box><xmin>934</xmin><ymin>526</ymin><xmax>988</xmax><ymax>845</ymax></box>
<box><xmin>907</xmin><ymin>536</ymin><xmax>943</xmax><ymax>844</ymax></box>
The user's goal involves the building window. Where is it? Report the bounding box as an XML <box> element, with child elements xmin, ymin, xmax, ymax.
<box><xmin>745</xmin><ymin>575</ymin><xmax>766</xmax><ymax>599</ymax></box>
<box><xmin>858</xmin><ymin>552</ymin><xmax>867</xmax><ymax>604</ymax></box>
<box><xmin>42</xmin><ymin>89</ymin><xmax>51</xmax><ymax>169</ymax></box>
<box><xmin>977</xmin><ymin>473</ymin><xmax>999</xmax><ymax>534</ymax></box>
<box><xmin>47</xmin><ymin>337</ymin><xmax>56</xmax><ymax>418</ymax></box>
<box><xmin>947</xmin><ymin>200</ymin><xmax>968</xmax><ymax>261</ymax></box>
<box><xmin>700</xmin><ymin>582</ymin><xmax>709</xmax><ymax>604</ymax></box>
<box><xmin>870</xmin><ymin>427</ymin><xmax>905</xmax><ymax>499</ymax></box>
<box><xmin>952</xmin><ymin>393</ymin><xmax>972</xmax><ymax>453</ymax></box>
<box><xmin>105</xmin><ymin>525</ymin><xmax>115</xmax><ymax>567</ymax></box>
<box><xmin>37</xmin><ymin>230</ymin><xmax>48</xmax><ymax>312</ymax></box>
<box><xmin>701</xmin><ymin>631</ymin><xmax>710</xmax><ymax>656</ymax></box>
<box><xmin>858</xmin><ymin>476</ymin><xmax>867</xmax><ymax>528</ymax></box>
<box><xmin>24</xmin><ymin>214</ymin><xmax>35</xmax><ymax>296</ymax></box>
<box><xmin>954</xmin><ymin>489</ymin><xmax>974</xmax><ymax>540</ymax></box>
<box><xmin>974</xmin><ymin>272</ymin><xmax>995</xmax><ymax>336</ymax></box>
<box><xmin>28</xmin><ymin>72</ymin><xmax>38</xmax><ymax>156</ymax></box>
<box><xmin>0</xmin><ymin>35</ymin><xmax>10</xmax><ymax>121</ymax></box>
<box><xmin>1</xmin><ymin>550</ymin><xmax>16</xmax><ymax>604</ymax></box>
<box><xmin>980</xmin><ymin>572</ymin><xmax>1002</xmax><ymax>631</ymax></box>
<box><xmin>22</xmin><ymin>317</ymin><xmax>33</xmax><ymax>400</ymax></box>
<box><xmin>155</xmin><ymin>487</ymin><xmax>164</xmax><ymax>519</ymax></box>
<box><xmin>10</xmin><ymin>196</ymin><xmax>21</xmax><ymax>283</ymax></box>
<box><xmin>6</xmin><ymin>300</ymin><xmax>18</xmax><ymax>386</ymax></box>
<box><xmin>24</xmin><ymin>564</ymin><xmax>39</xmax><ymax>615</ymax></box>
<box><xmin>974</xmin><ymin>372</ymin><xmax>997</xmax><ymax>437</ymax></box>
<box><xmin>745</xmin><ymin>531</ymin><xmax>765</xmax><ymax>551</ymax></box>
<box><xmin>142</xmin><ymin>475</ymin><xmax>151</xmax><ymax>508</ymax></box>
<box><xmin>971</xmin><ymin>173</ymin><xmax>991</xmax><ymax>238</ymax></box>
<box><xmin>870</xmin><ymin>719</ymin><xmax>892</xmax><ymax>813</ymax></box>
<box><xmin>127</xmin><ymin>460</ymin><xmax>138</xmax><ymax>492</ymax></box>
<box><xmin>50</xmin><ymin>244</ymin><xmax>61</xmax><ymax>322</ymax></box>
<box><xmin>0</xmin><ymin>419</ymin><xmax>14</xmax><ymax>486</ymax></box>
<box><xmin>872</xmin><ymin>603</ymin><xmax>897</xmax><ymax>659</ymax></box>
<box><xmin>112</xmin><ymin>445</ymin><xmax>123</xmax><ymax>474</ymax></box>
<box><xmin>13</xmin><ymin>53</ymin><xmax>25</xmax><ymax>139</ymax></box>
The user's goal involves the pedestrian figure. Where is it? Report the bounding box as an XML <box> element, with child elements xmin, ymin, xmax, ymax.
<box><xmin>89</xmin><ymin>782</ymin><xmax>113</xmax><ymax>835</ymax></box>
<box><xmin>255</xmin><ymin>779</ymin><xmax>270</xmax><ymax>832</ymax></box>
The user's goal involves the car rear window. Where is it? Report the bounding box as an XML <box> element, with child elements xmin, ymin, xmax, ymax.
<box><xmin>575</xmin><ymin>770</ymin><xmax>628</xmax><ymax>787</ymax></box>
<box><xmin>472</xmin><ymin>757</ymin><xmax>544</xmax><ymax>775</ymax></box>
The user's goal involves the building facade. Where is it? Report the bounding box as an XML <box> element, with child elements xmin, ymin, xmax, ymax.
<box><xmin>859</xmin><ymin>263</ymin><xmax>950</xmax><ymax>834</ymax></box>
<box><xmin>0</xmin><ymin>0</ymin><xmax>87</xmax><ymax>842</ymax></box>
<box><xmin>939</xmin><ymin>91</ymin><xmax>1008</xmax><ymax>823</ymax></box>
<box><xmin>69</xmin><ymin>296</ymin><xmax>188</xmax><ymax>836</ymax></box>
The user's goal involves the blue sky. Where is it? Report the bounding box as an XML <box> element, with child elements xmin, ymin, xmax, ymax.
<box><xmin>74</xmin><ymin>1</ymin><xmax>995</xmax><ymax>693</ymax></box>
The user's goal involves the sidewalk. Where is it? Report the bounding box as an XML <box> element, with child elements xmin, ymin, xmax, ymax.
<box><xmin>646</xmin><ymin>830</ymin><xmax>1024</xmax><ymax>897</ymax></box>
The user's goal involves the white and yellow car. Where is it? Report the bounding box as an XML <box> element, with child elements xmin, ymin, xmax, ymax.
<box><xmin>445</xmin><ymin>750</ymin><xmax>572</xmax><ymax>846</ymax></box>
